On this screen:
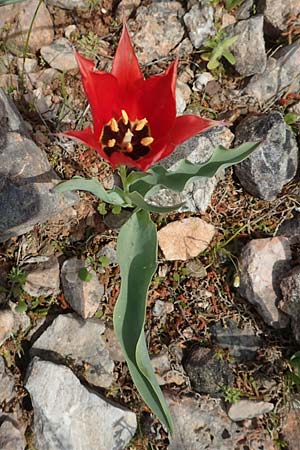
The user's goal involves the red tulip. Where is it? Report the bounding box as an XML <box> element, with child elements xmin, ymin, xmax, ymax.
<box><xmin>64</xmin><ymin>24</ymin><xmax>223</xmax><ymax>171</ymax></box>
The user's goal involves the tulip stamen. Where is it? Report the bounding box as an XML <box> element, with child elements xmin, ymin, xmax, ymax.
<box><xmin>100</xmin><ymin>112</ymin><xmax>154</xmax><ymax>161</ymax></box>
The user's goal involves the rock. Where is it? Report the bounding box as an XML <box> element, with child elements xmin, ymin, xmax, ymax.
<box><xmin>9</xmin><ymin>301</ymin><xmax>31</xmax><ymax>335</ymax></box>
<box><xmin>281</xmin><ymin>408</ymin><xmax>300</xmax><ymax>450</ymax></box>
<box><xmin>0</xmin><ymin>74</ymin><xmax>18</xmax><ymax>91</ymax></box>
<box><xmin>29</xmin><ymin>68</ymin><xmax>60</xmax><ymax>88</ymax></box>
<box><xmin>183</xmin><ymin>347</ymin><xmax>234</xmax><ymax>396</ymax></box>
<box><xmin>245</xmin><ymin>41</ymin><xmax>300</xmax><ymax>103</ymax></box>
<box><xmin>26</xmin><ymin>358</ymin><xmax>137</xmax><ymax>450</ymax></box>
<box><xmin>0</xmin><ymin>309</ymin><xmax>14</xmax><ymax>346</ymax></box>
<box><xmin>236</xmin><ymin>0</ymin><xmax>254</xmax><ymax>20</ymax></box>
<box><xmin>116</xmin><ymin>0</ymin><xmax>141</xmax><ymax>20</ymax></box>
<box><xmin>17</xmin><ymin>58</ymin><xmax>38</xmax><ymax>74</ymax></box>
<box><xmin>41</xmin><ymin>38</ymin><xmax>77</xmax><ymax>72</ymax></box>
<box><xmin>278</xmin><ymin>216</ymin><xmax>300</xmax><ymax>245</ymax></box>
<box><xmin>227</xmin><ymin>400</ymin><xmax>274</xmax><ymax>421</ymax></box>
<box><xmin>257</xmin><ymin>0</ymin><xmax>300</xmax><ymax>36</ymax></box>
<box><xmin>31</xmin><ymin>313</ymin><xmax>114</xmax><ymax>388</ymax></box>
<box><xmin>228</xmin><ymin>15</ymin><xmax>266</xmax><ymax>77</ymax></box>
<box><xmin>0</xmin><ymin>0</ymin><xmax>54</xmax><ymax>53</ymax></box>
<box><xmin>167</xmin><ymin>394</ymin><xmax>274</xmax><ymax>450</ymax></box>
<box><xmin>102</xmin><ymin>325</ymin><xmax>125</xmax><ymax>362</ymax></box>
<box><xmin>152</xmin><ymin>300</ymin><xmax>174</xmax><ymax>319</ymax></box>
<box><xmin>96</xmin><ymin>242</ymin><xmax>118</xmax><ymax>265</ymax></box>
<box><xmin>193</xmin><ymin>72</ymin><xmax>215</xmax><ymax>91</ymax></box>
<box><xmin>64</xmin><ymin>24</ymin><xmax>78</xmax><ymax>40</ymax></box>
<box><xmin>151</xmin><ymin>350</ymin><xmax>185</xmax><ymax>386</ymax></box>
<box><xmin>46</xmin><ymin>0</ymin><xmax>89</xmax><ymax>9</ymax></box>
<box><xmin>130</xmin><ymin>2</ymin><xmax>184</xmax><ymax>63</ymax></box>
<box><xmin>0</xmin><ymin>419</ymin><xmax>26</xmax><ymax>450</ymax></box>
<box><xmin>0</xmin><ymin>55</ymin><xmax>14</xmax><ymax>75</ymax></box>
<box><xmin>0</xmin><ymin>356</ymin><xmax>15</xmax><ymax>403</ymax></box>
<box><xmin>148</xmin><ymin>126</ymin><xmax>234</xmax><ymax>212</ymax></box>
<box><xmin>0</xmin><ymin>89</ymin><xmax>77</xmax><ymax>242</ymax></box>
<box><xmin>234</xmin><ymin>112</ymin><xmax>298</xmax><ymax>200</ymax></box>
<box><xmin>24</xmin><ymin>88</ymin><xmax>58</xmax><ymax>120</ymax></box>
<box><xmin>103</xmin><ymin>209</ymin><xmax>132</xmax><ymax>230</ymax></box>
<box><xmin>61</xmin><ymin>258</ymin><xmax>104</xmax><ymax>319</ymax></box>
<box><xmin>279</xmin><ymin>266</ymin><xmax>300</xmax><ymax>343</ymax></box>
<box><xmin>158</xmin><ymin>218</ymin><xmax>215</xmax><ymax>261</ymax></box>
<box><xmin>238</xmin><ymin>237</ymin><xmax>291</xmax><ymax>328</ymax></box>
<box><xmin>210</xmin><ymin>319</ymin><xmax>263</xmax><ymax>362</ymax></box>
<box><xmin>183</xmin><ymin>2</ymin><xmax>215</xmax><ymax>49</ymax></box>
<box><xmin>23</xmin><ymin>256</ymin><xmax>60</xmax><ymax>298</ymax></box>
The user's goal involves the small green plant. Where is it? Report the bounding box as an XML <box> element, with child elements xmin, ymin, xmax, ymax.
<box><xmin>225</xmin><ymin>0</ymin><xmax>243</xmax><ymax>10</ymax></box>
<box><xmin>289</xmin><ymin>351</ymin><xmax>300</xmax><ymax>390</ymax></box>
<box><xmin>77</xmin><ymin>32</ymin><xmax>101</xmax><ymax>60</ymax></box>
<box><xmin>284</xmin><ymin>112</ymin><xmax>300</xmax><ymax>126</ymax></box>
<box><xmin>222</xmin><ymin>386</ymin><xmax>242</xmax><ymax>403</ymax></box>
<box><xmin>8</xmin><ymin>267</ymin><xmax>27</xmax><ymax>286</ymax></box>
<box><xmin>201</xmin><ymin>31</ymin><xmax>238</xmax><ymax>70</ymax></box>
<box><xmin>8</xmin><ymin>266</ymin><xmax>28</xmax><ymax>312</ymax></box>
<box><xmin>78</xmin><ymin>267</ymin><xmax>93</xmax><ymax>282</ymax></box>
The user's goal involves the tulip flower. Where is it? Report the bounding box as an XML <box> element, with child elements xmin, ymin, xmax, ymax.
<box><xmin>64</xmin><ymin>24</ymin><xmax>220</xmax><ymax>171</ymax></box>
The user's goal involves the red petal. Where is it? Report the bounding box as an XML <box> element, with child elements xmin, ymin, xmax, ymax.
<box><xmin>62</xmin><ymin>126</ymin><xmax>107</xmax><ymax>160</ymax></box>
<box><xmin>137</xmin><ymin>60</ymin><xmax>178</xmax><ymax>139</ymax></box>
<box><xmin>111</xmin><ymin>24</ymin><xmax>143</xmax><ymax>99</ymax></box>
<box><xmin>137</xmin><ymin>115</ymin><xmax>223</xmax><ymax>170</ymax></box>
<box><xmin>75</xmin><ymin>52</ymin><xmax>120</xmax><ymax>135</ymax></box>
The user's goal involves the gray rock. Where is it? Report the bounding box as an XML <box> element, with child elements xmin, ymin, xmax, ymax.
<box><xmin>245</xmin><ymin>40</ymin><xmax>300</xmax><ymax>103</ymax></box>
<box><xmin>46</xmin><ymin>0</ymin><xmax>89</xmax><ymax>9</ymax></box>
<box><xmin>0</xmin><ymin>89</ymin><xmax>77</xmax><ymax>242</ymax></box>
<box><xmin>210</xmin><ymin>319</ymin><xmax>263</xmax><ymax>362</ymax></box>
<box><xmin>0</xmin><ymin>419</ymin><xmax>26</xmax><ymax>450</ymax></box>
<box><xmin>279</xmin><ymin>266</ymin><xmax>300</xmax><ymax>343</ymax></box>
<box><xmin>151</xmin><ymin>351</ymin><xmax>185</xmax><ymax>386</ymax></box>
<box><xmin>24</xmin><ymin>88</ymin><xmax>58</xmax><ymax>120</ymax></box>
<box><xmin>239</xmin><ymin>237</ymin><xmax>291</xmax><ymax>328</ymax></box>
<box><xmin>31</xmin><ymin>313</ymin><xmax>114</xmax><ymax>388</ymax></box>
<box><xmin>278</xmin><ymin>216</ymin><xmax>300</xmax><ymax>245</ymax></box>
<box><xmin>234</xmin><ymin>112</ymin><xmax>298</xmax><ymax>200</ymax></box>
<box><xmin>116</xmin><ymin>0</ymin><xmax>141</xmax><ymax>20</ymax></box>
<box><xmin>41</xmin><ymin>38</ymin><xmax>77</xmax><ymax>72</ymax></box>
<box><xmin>0</xmin><ymin>356</ymin><xmax>15</xmax><ymax>404</ymax></box>
<box><xmin>0</xmin><ymin>309</ymin><xmax>14</xmax><ymax>346</ymax></box>
<box><xmin>227</xmin><ymin>400</ymin><xmax>274</xmax><ymax>421</ymax></box>
<box><xmin>61</xmin><ymin>258</ymin><xmax>104</xmax><ymax>319</ymax></box>
<box><xmin>184</xmin><ymin>2</ymin><xmax>215</xmax><ymax>49</ymax></box>
<box><xmin>167</xmin><ymin>394</ymin><xmax>273</xmax><ymax>450</ymax></box>
<box><xmin>0</xmin><ymin>0</ymin><xmax>54</xmax><ymax>53</ymax></box>
<box><xmin>257</xmin><ymin>0</ymin><xmax>300</xmax><ymax>36</ymax></box>
<box><xmin>26</xmin><ymin>358</ymin><xmax>137</xmax><ymax>450</ymax></box>
<box><xmin>183</xmin><ymin>347</ymin><xmax>234</xmax><ymax>396</ymax></box>
<box><xmin>96</xmin><ymin>242</ymin><xmax>118</xmax><ymax>265</ymax></box>
<box><xmin>17</xmin><ymin>58</ymin><xmax>38</xmax><ymax>74</ymax></box>
<box><xmin>23</xmin><ymin>256</ymin><xmax>60</xmax><ymax>298</ymax></box>
<box><xmin>148</xmin><ymin>126</ymin><xmax>234</xmax><ymax>212</ymax></box>
<box><xmin>236</xmin><ymin>0</ymin><xmax>254</xmax><ymax>20</ymax></box>
<box><xmin>229</xmin><ymin>15</ymin><xmax>266</xmax><ymax>77</ymax></box>
<box><xmin>131</xmin><ymin>2</ymin><xmax>184</xmax><ymax>63</ymax></box>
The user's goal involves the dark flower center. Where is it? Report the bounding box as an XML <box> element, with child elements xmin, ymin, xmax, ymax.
<box><xmin>100</xmin><ymin>109</ymin><xmax>153</xmax><ymax>161</ymax></box>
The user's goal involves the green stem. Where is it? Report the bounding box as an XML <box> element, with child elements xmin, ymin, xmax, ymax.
<box><xmin>119</xmin><ymin>165</ymin><xmax>128</xmax><ymax>194</ymax></box>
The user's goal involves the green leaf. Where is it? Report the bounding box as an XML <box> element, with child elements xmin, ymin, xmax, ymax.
<box><xmin>0</xmin><ymin>0</ymin><xmax>28</xmax><ymax>4</ymax></box>
<box><xmin>55</xmin><ymin>177</ymin><xmax>126</xmax><ymax>206</ymax></box>
<box><xmin>112</xmin><ymin>205</ymin><xmax>122</xmax><ymax>215</ymax></box>
<box><xmin>15</xmin><ymin>300</ymin><xmax>28</xmax><ymax>313</ymax></box>
<box><xmin>130</xmin><ymin>141</ymin><xmax>260</xmax><ymax>197</ymax></box>
<box><xmin>284</xmin><ymin>112</ymin><xmax>300</xmax><ymax>125</ymax></box>
<box><xmin>223</xmin><ymin>49</ymin><xmax>236</xmax><ymax>65</ymax></box>
<box><xmin>128</xmin><ymin>191</ymin><xmax>184</xmax><ymax>213</ymax></box>
<box><xmin>207</xmin><ymin>57</ymin><xmax>220</xmax><ymax>70</ymax></box>
<box><xmin>126</xmin><ymin>171</ymin><xmax>150</xmax><ymax>186</ymax></box>
<box><xmin>113</xmin><ymin>210</ymin><xmax>173</xmax><ymax>433</ymax></box>
<box><xmin>78</xmin><ymin>267</ymin><xmax>92</xmax><ymax>282</ymax></box>
<box><xmin>221</xmin><ymin>35</ymin><xmax>238</xmax><ymax>49</ymax></box>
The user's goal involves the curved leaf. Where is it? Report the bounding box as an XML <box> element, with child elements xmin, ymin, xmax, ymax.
<box><xmin>130</xmin><ymin>141</ymin><xmax>260</xmax><ymax>197</ymax></box>
<box><xmin>113</xmin><ymin>210</ymin><xmax>173</xmax><ymax>433</ymax></box>
<box><xmin>54</xmin><ymin>177</ymin><xmax>126</xmax><ymax>206</ymax></box>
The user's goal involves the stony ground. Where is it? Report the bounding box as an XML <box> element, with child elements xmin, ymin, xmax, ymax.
<box><xmin>1</xmin><ymin>0</ymin><xmax>300</xmax><ymax>449</ymax></box>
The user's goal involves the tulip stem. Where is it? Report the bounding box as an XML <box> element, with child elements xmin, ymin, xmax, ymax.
<box><xmin>119</xmin><ymin>165</ymin><xmax>129</xmax><ymax>194</ymax></box>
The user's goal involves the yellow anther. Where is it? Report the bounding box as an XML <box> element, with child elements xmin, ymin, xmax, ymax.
<box><xmin>121</xmin><ymin>109</ymin><xmax>129</xmax><ymax>125</ymax></box>
<box><xmin>126</xmin><ymin>143</ymin><xmax>133</xmax><ymax>152</ymax></box>
<box><xmin>123</xmin><ymin>128</ymin><xmax>133</xmax><ymax>144</ymax></box>
<box><xmin>110</xmin><ymin>118</ymin><xmax>119</xmax><ymax>132</ymax></box>
<box><xmin>107</xmin><ymin>139</ymin><xmax>116</xmax><ymax>148</ymax></box>
<box><xmin>135</xmin><ymin>118</ymin><xmax>148</xmax><ymax>131</ymax></box>
<box><xmin>141</xmin><ymin>136</ymin><xmax>154</xmax><ymax>146</ymax></box>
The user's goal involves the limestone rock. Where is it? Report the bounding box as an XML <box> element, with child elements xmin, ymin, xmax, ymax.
<box><xmin>0</xmin><ymin>0</ymin><xmax>54</xmax><ymax>53</ymax></box>
<box><xmin>130</xmin><ymin>2</ymin><xmax>184</xmax><ymax>63</ymax></box>
<box><xmin>31</xmin><ymin>313</ymin><xmax>114</xmax><ymax>388</ymax></box>
<box><xmin>158</xmin><ymin>218</ymin><xmax>215</xmax><ymax>261</ymax></box>
<box><xmin>0</xmin><ymin>309</ymin><xmax>14</xmax><ymax>346</ymax></box>
<box><xmin>238</xmin><ymin>237</ymin><xmax>291</xmax><ymax>328</ymax></box>
<box><xmin>183</xmin><ymin>2</ymin><xmax>215</xmax><ymax>49</ymax></box>
<box><xmin>26</xmin><ymin>358</ymin><xmax>137</xmax><ymax>450</ymax></box>
<box><xmin>279</xmin><ymin>266</ymin><xmax>300</xmax><ymax>343</ymax></box>
<box><xmin>227</xmin><ymin>400</ymin><xmax>274</xmax><ymax>421</ymax></box>
<box><xmin>46</xmin><ymin>0</ymin><xmax>89</xmax><ymax>9</ymax></box>
<box><xmin>116</xmin><ymin>0</ymin><xmax>141</xmax><ymax>20</ymax></box>
<box><xmin>257</xmin><ymin>0</ymin><xmax>300</xmax><ymax>36</ymax></box>
<box><xmin>0</xmin><ymin>356</ymin><xmax>15</xmax><ymax>404</ymax></box>
<box><xmin>0</xmin><ymin>419</ymin><xmax>26</xmax><ymax>450</ymax></box>
<box><xmin>234</xmin><ymin>112</ymin><xmax>298</xmax><ymax>200</ymax></box>
<box><xmin>61</xmin><ymin>258</ymin><xmax>104</xmax><ymax>318</ymax></box>
<box><xmin>0</xmin><ymin>89</ymin><xmax>77</xmax><ymax>242</ymax></box>
<box><xmin>23</xmin><ymin>256</ymin><xmax>60</xmax><ymax>298</ymax></box>
<box><xmin>245</xmin><ymin>41</ymin><xmax>300</xmax><ymax>103</ymax></box>
<box><xmin>40</xmin><ymin>38</ymin><xmax>77</xmax><ymax>72</ymax></box>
